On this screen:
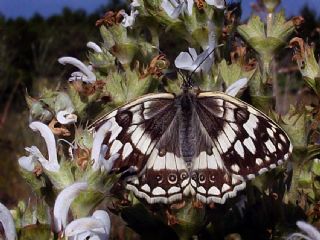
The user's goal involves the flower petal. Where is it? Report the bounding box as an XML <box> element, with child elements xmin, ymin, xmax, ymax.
<box><xmin>297</xmin><ymin>221</ymin><xmax>320</xmax><ymax>240</ymax></box>
<box><xmin>87</xmin><ymin>42</ymin><xmax>103</xmax><ymax>53</ymax></box>
<box><xmin>58</xmin><ymin>57</ymin><xmax>96</xmax><ymax>84</ymax></box>
<box><xmin>69</xmin><ymin>72</ymin><xmax>88</xmax><ymax>82</ymax></box>
<box><xmin>186</xmin><ymin>0</ymin><xmax>194</xmax><ymax>15</ymax></box>
<box><xmin>102</xmin><ymin>152</ymin><xmax>119</xmax><ymax>173</ymax></box>
<box><xmin>64</xmin><ymin>210</ymin><xmax>110</xmax><ymax>239</ymax></box>
<box><xmin>92</xmin><ymin>210</ymin><xmax>111</xmax><ymax>232</ymax></box>
<box><xmin>225</xmin><ymin>78</ymin><xmax>248</xmax><ymax>97</ymax></box>
<box><xmin>91</xmin><ymin>121</ymin><xmax>112</xmax><ymax>171</ymax></box>
<box><xmin>174</xmin><ymin>52</ymin><xmax>194</xmax><ymax>71</ymax></box>
<box><xmin>192</xmin><ymin>48</ymin><xmax>213</xmax><ymax>73</ymax></box>
<box><xmin>53</xmin><ymin>182</ymin><xmax>88</xmax><ymax>232</ymax></box>
<box><xmin>18</xmin><ymin>156</ymin><xmax>36</xmax><ymax>172</ymax></box>
<box><xmin>161</xmin><ymin>0</ymin><xmax>185</xmax><ymax>19</ymax></box>
<box><xmin>29</xmin><ymin>122</ymin><xmax>60</xmax><ymax>172</ymax></box>
<box><xmin>131</xmin><ymin>0</ymin><xmax>140</xmax><ymax>7</ymax></box>
<box><xmin>188</xmin><ymin>48</ymin><xmax>198</xmax><ymax>61</ymax></box>
<box><xmin>56</xmin><ymin>110</ymin><xmax>78</xmax><ymax>125</ymax></box>
<box><xmin>208</xmin><ymin>20</ymin><xmax>217</xmax><ymax>50</ymax></box>
<box><xmin>170</xmin><ymin>2</ymin><xmax>184</xmax><ymax>19</ymax></box>
<box><xmin>0</xmin><ymin>202</ymin><xmax>17</xmax><ymax>240</ymax></box>
<box><xmin>161</xmin><ymin>0</ymin><xmax>175</xmax><ymax>17</ymax></box>
<box><xmin>205</xmin><ymin>0</ymin><xmax>225</xmax><ymax>9</ymax></box>
<box><xmin>121</xmin><ymin>10</ymin><xmax>139</xmax><ymax>28</ymax></box>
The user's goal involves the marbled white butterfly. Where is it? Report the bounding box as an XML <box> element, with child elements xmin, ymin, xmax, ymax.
<box><xmin>93</xmin><ymin>89</ymin><xmax>292</xmax><ymax>204</ymax></box>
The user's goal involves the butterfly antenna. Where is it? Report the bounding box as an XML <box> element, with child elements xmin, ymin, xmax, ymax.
<box><xmin>187</xmin><ymin>44</ymin><xmax>223</xmax><ymax>86</ymax></box>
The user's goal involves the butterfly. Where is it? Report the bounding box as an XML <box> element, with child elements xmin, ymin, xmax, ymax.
<box><xmin>92</xmin><ymin>88</ymin><xmax>292</xmax><ymax>205</ymax></box>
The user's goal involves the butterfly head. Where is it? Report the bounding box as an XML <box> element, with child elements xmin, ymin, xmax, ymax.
<box><xmin>181</xmin><ymin>73</ymin><xmax>193</xmax><ymax>92</ymax></box>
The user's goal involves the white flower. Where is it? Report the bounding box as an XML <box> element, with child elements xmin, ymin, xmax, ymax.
<box><xmin>54</xmin><ymin>93</ymin><xmax>77</xmax><ymax>125</ymax></box>
<box><xmin>18</xmin><ymin>122</ymin><xmax>60</xmax><ymax>172</ymax></box>
<box><xmin>56</xmin><ymin>110</ymin><xmax>77</xmax><ymax>125</ymax></box>
<box><xmin>205</xmin><ymin>0</ymin><xmax>225</xmax><ymax>9</ymax></box>
<box><xmin>91</xmin><ymin>121</ymin><xmax>119</xmax><ymax>172</ymax></box>
<box><xmin>87</xmin><ymin>41</ymin><xmax>103</xmax><ymax>53</ymax></box>
<box><xmin>225</xmin><ymin>78</ymin><xmax>248</xmax><ymax>97</ymax></box>
<box><xmin>175</xmin><ymin>47</ymin><xmax>213</xmax><ymax>73</ymax></box>
<box><xmin>121</xmin><ymin>9</ymin><xmax>139</xmax><ymax>28</ymax></box>
<box><xmin>287</xmin><ymin>221</ymin><xmax>320</xmax><ymax>240</ymax></box>
<box><xmin>131</xmin><ymin>0</ymin><xmax>140</xmax><ymax>7</ymax></box>
<box><xmin>58</xmin><ymin>57</ymin><xmax>96</xmax><ymax>84</ymax></box>
<box><xmin>175</xmin><ymin>22</ymin><xmax>217</xmax><ymax>73</ymax></box>
<box><xmin>53</xmin><ymin>182</ymin><xmax>88</xmax><ymax>233</ymax></box>
<box><xmin>0</xmin><ymin>202</ymin><xmax>17</xmax><ymax>240</ymax></box>
<box><xmin>64</xmin><ymin>210</ymin><xmax>111</xmax><ymax>240</ymax></box>
<box><xmin>161</xmin><ymin>0</ymin><xmax>194</xmax><ymax>19</ymax></box>
<box><xmin>18</xmin><ymin>154</ymin><xmax>36</xmax><ymax>172</ymax></box>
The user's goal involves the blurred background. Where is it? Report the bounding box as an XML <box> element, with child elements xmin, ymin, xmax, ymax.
<box><xmin>0</xmin><ymin>0</ymin><xmax>319</xmax><ymax>206</ymax></box>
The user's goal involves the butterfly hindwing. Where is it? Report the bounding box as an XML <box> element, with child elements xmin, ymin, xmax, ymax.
<box><xmin>126</xmin><ymin>148</ymin><xmax>189</xmax><ymax>204</ymax></box>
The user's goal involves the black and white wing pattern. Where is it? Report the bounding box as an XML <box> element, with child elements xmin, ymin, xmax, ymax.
<box><xmin>93</xmin><ymin>93</ymin><xmax>189</xmax><ymax>204</ymax></box>
<box><xmin>191</xmin><ymin>92</ymin><xmax>292</xmax><ymax>204</ymax></box>
<box><xmin>93</xmin><ymin>91</ymin><xmax>292</xmax><ymax>204</ymax></box>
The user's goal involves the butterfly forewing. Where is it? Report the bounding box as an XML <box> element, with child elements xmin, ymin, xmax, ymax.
<box><xmin>93</xmin><ymin>91</ymin><xmax>292</xmax><ymax>204</ymax></box>
<box><xmin>94</xmin><ymin>93</ymin><xmax>177</xmax><ymax>174</ymax></box>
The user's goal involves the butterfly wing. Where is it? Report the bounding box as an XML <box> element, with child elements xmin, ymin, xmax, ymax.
<box><xmin>94</xmin><ymin>93</ymin><xmax>175</xmax><ymax>172</ymax></box>
<box><xmin>191</xmin><ymin>92</ymin><xmax>292</xmax><ymax>204</ymax></box>
<box><xmin>93</xmin><ymin>93</ymin><xmax>189</xmax><ymax>203</ymax></box>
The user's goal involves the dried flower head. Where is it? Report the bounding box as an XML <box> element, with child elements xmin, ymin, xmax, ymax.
<box><xmin>49</xmin><ymin>118</ymin><xmax>72</xmax><ymax>137</ymax></box>
<box><xmin>141</xmin><ymin>54</ymin><xmax>170</xmax><ymax>78</ymax></box>
<box><xmin>96</xmin><ymin>11</ymin><xmax>124</xmax><ymax>27</ymax></box>
<box><xmin>292</xmin><ymin>16</ymin><xmax>305</xmax><ymax>28</ymax></box>
<box><xmin>195</xmin><ymin>0</ymin><xmax>205</xmax><ymax>10</ymax></box>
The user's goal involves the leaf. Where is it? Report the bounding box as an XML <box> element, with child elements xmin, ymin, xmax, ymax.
<box><xmin>218</xmin><ymin>60</ymin><xmax>255</xmax><ymax>87</ymax></box>
<box><xmin>100</xmin><ymin>26</ymin><xmax>115</xmax><ymax>49</ymax></box>
<box><xmin>280</xmin><ymin>105</ymin><xmax>308</xmax><ymax>149</ymax></box>
<box><xmin>267</xmin><ymin>11</ymin><xmax>294</xmax><ymax>41</ymax></box>
<box><xmin>237</xmin><ymin>15</ymin><xmax>266</xmax><ymax>42</ymax></box>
